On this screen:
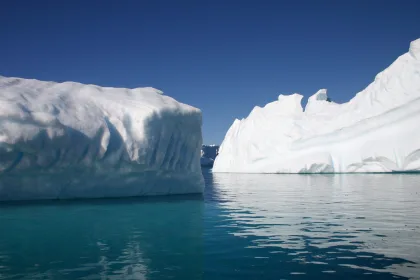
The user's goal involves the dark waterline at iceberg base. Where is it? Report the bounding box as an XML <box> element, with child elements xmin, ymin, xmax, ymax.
<box><xmin>0</xmin><ymin>170</ymin><xmax>419</xmax><ymax>279</ymax></box>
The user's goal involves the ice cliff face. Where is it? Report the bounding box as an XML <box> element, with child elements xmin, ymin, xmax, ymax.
<box><xmin>200</xmin><ymin>145</ymin><xmax>219</xmax><ymax>167</ymax></box>
<box><xmin>213</xmin><ymin>39</ymin><xmax>420</xmax><ymax>173</ymax></box>
<box><xmin>0</xmin><ymin>77</ymin><xmax>204</xmax><ymax>200</ymax></box>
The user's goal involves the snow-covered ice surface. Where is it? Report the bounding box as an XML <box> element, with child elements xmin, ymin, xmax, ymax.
<box><xmin>214</xmin><ymin>39</ymin><xmax>420</xmax><ymax>173</ymax></box>
<box><xmin>200</xmin><ymin>144</ymin><xmax>219</xmax><ymax>167</ymax></box>
<box><xmin>0</xmin><ymin>77</ymin><xmax>204</xmax><ymax>200</ymax></box>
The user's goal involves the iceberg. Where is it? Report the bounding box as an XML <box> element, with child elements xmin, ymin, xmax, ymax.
<box><xmin>213</xmin><ymin>39</ymin><xmax>420</xmax><ymax>173</ymax></box>
<box><xmin>0</xmin><ymin>76</ymin><xmax>204</xmax><ymax>200</ymax></box>
<box><xmin>200</xmin><ymin>156</ymin><xmax>214</xmax><ymax>167</ymax></box>
<box><xmin>200</xmin><ymin>144</ymin><xmax>219</xmax><ymax>167</ymax></box>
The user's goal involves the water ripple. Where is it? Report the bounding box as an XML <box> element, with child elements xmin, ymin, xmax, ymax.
<box><xmin>0</xmin><ymin>171</ymin><xmax>419</xmax><ymax>279</ymax></box>
<box><xmin>205</xmin><ymin>171</ymin><xmax>420</xmax><ymax>279</ymax></box>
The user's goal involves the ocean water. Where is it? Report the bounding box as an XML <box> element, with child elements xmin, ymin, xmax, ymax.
<box><xmin>0</xmin><ymin>169</ymin><xmax>419</xmax><ymax>279</ymax></box>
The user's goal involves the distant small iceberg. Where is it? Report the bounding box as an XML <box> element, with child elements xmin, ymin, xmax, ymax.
<box><xmin>201</xmin><ymin>145</ymin><xmax>219</xmax><ymax>167</ymax></box>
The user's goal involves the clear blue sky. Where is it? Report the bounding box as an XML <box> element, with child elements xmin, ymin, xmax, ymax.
<box><xmin>1</xmin><ymin>0</ymin><xmax>419</xmax><ymax>144</ymax></box>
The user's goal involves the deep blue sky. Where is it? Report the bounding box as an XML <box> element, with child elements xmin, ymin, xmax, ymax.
<box><xmin>1</xmin><ymin>0</ymin><xmax>419</xmax><ymax>144</ymax></box>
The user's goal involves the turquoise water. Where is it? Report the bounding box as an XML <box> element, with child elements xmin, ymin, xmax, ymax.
<box><xmin>0</xmin><ymin>169</ymin><xmax>419</xmax><ymax>279</ymax></box>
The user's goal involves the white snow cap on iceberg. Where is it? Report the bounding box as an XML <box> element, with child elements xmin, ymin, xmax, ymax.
<box><xmin>213</xmin><ymin>38</ymin><xmax>420</xmax><ymax>173</ymax></box>
<box><xmin>409</xmin><ymin>38</ymin><xmax>420</xmax><ymax>59</ymax></box>
<box><xmin>0</xmin><ymin>77</ymin><xmax>204</xmax><ymax>200</ymax></box>
<box><xmin>309</xmin><ymin>88</ymin><xmax>328</xmax><ymax>101</ymax></box>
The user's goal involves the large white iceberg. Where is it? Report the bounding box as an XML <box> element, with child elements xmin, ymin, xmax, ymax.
<box><xmin>214</xmin><ymin>39</ymin><xmax>420</xmax><ymax>173</ymax></box>
<box><xmin>0</xmin><ymin>76</ymin><xmax>204</xmax><ymax>200</ymax></box>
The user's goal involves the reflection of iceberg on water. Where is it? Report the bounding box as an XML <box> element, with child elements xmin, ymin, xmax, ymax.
<box><xmin>210</xmin><ymin>172</ymin><xmax>420</xmax><ymax>278</ymax></box>
<box><xmin>0</xmin><ymin>196</ymin><xmax>203</xmax><ymax>279</ymax></box>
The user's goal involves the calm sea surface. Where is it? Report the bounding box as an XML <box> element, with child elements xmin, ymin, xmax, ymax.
<box><xmin>0</xmin><ymin>169</ymin><xmax>419</xmax><ymax>279</ymax></box>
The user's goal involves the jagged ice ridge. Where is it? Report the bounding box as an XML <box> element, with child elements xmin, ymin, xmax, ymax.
<box><xmin>213</xmin><ymin>39</ymin><xmax>420</xmax><ymax>173</ymax></box>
